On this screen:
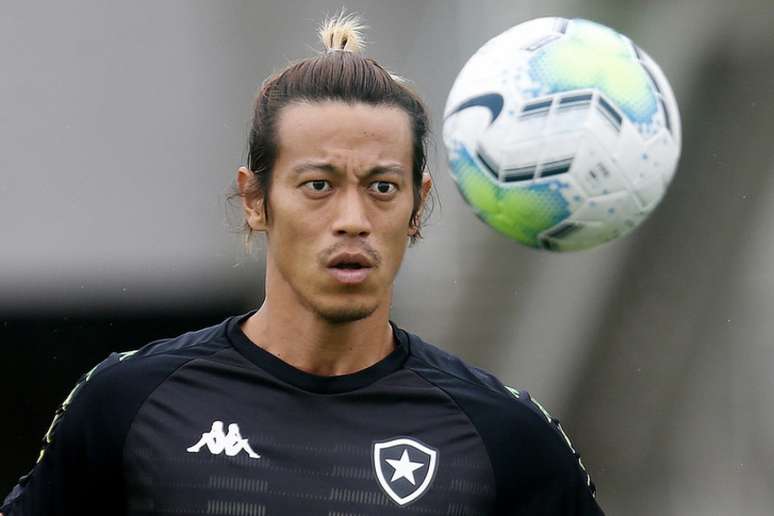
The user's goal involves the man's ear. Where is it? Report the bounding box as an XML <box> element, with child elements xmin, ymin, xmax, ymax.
<box><xmin>409</xmin><ymin>172</ymin><xmax>433</xmax><ymax>236</ymax></box>
<box><xmin>236</xmin><ymin>166</ymin><xmax>266</xmax><ymax>231</ymax></box>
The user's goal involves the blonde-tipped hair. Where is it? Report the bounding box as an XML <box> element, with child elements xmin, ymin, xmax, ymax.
<box><xmin>319</xmin><ymin>11</ymin><xmax>366</xmax><ymax>53</ymax></box>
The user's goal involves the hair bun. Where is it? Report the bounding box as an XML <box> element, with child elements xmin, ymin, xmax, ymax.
<box><xmin>319</xmin><ymin>12</ymin><xmax>366</xmax><ymax>53</ymax></box>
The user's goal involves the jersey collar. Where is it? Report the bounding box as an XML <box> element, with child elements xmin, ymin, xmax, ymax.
<box><xmin>226</xmin><ymin>311</ymin><xmax>410</xmax><ymax>394</ymax></box>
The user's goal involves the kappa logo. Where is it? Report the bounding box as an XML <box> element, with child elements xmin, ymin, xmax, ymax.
<box><xmin>372</xmin><ymin>437</ymin><xmax>438</xmax><ymax>506</ymax></box>
<box><xmin>186</xmin><ymin>420</ymin><xmax>260</xmax><ymax>459</ymax></box>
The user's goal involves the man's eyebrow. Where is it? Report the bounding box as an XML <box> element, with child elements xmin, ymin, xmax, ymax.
<box><xmin>291</xmin><ymin>162</ymin><xmax>337</xmax><ymax>174</ymax></box>
<box><xmin>291</xmin><ymin>162</ymin><xmax>406</xmax><ymax>177</ymax></box>
<box><xmin>366</xmin><ymin>164</ymin><xmax>406</xmax><ymax>177</ymax></box>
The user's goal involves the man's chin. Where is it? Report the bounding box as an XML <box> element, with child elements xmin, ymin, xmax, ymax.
<box><xmin>312</xmin><ymin>302</ymin><xmax>378</xmax><ymax>325</ymax></box>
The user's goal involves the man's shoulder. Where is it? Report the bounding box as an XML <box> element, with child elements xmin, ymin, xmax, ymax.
<box><xmin>30</xmin><ymin>316</ymin><xmax>240</xmax><ymax>463</ymax></box>
<box><xmin>58</xmin><ymin>315</ymin><xmax>238</xmax><ymax>423</ymax></box>
<box><xmin>402</xmin><ymin>327</ymin><xmax>578</xmax><ymax>436</ymax></box>
<box><xmin>400</xmin><ymin>328</ymin><xmax>522</xmax><ymax>407</ymax></box>
<box><xmin>402</xmin><ymin>329</ymin><xmax>572</xmax><ymax>442</ymax></box>
<box><xmin>400</xmin><ymin>328</ymin><xmax>598</xmax><ymax>502</ymax></box>
<box><xmin>123</xmin><ymin>315</ymin><xmax>234</xmax><ymax>361</ymax></box>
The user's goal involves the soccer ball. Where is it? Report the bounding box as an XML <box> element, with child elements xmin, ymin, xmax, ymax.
<box><xmin>443</xmin><ymin>17</ymin><xmax>681</xmax><ymax>251</ymax></box>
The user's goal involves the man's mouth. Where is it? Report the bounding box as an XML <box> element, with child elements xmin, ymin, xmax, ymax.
<box><xmin>327</xmin><ymin>252</ymin><xmax>374</xmax><ymax>269</ymax></box>
<box><xmin>332</xmin><ymin>262</ymin><xmax>366</xmax><ymax>269</ymax></box>
<box><xmin>326</xmin><ymin>253</ymin><xmax>374</xmax><ymax>284</ymax></box>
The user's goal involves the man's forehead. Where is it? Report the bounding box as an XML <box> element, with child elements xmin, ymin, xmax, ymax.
<box><xmin>274</xmin><ymin>101</ymin><xmax>413</xmax><ymax>159</ymax></box>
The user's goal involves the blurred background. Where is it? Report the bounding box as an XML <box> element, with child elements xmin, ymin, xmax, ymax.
<box><xmin>2</xmin><ymin>0</ymin><xmax>773</xmax><ymax>514</ymax></box>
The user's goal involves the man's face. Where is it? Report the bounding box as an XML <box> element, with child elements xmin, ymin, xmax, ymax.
<box><xmin>245</xmin><ymin>100</ymin><xmax>427</xmax><ymax>324</ymax></box>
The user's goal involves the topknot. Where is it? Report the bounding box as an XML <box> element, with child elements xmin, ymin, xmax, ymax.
<box><xmin>319</xmin><ymin>12</ymin><xmax>366</xmax><ymax>53</ymax></box>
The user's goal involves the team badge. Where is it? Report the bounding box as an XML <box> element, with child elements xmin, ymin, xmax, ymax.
<box><xmin>372</xmin><ymin>437</ymin><xmax>438</xmax><ymax>506</ymax></box>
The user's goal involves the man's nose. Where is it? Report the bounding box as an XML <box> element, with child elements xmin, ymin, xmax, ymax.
<box><xmin>332</xmin><ymin>188</ymin><xmax>371</xmax><ymax>237</ymax></box>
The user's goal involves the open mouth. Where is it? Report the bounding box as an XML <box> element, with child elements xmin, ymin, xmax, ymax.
<box><xmin>327</xmin><ymin>258</ymin><xmax>373</xmax><ymax>284</ymax></box>
<box><xmin>325</xmin><ymin>250</ymin><xmax>376</xmax><ymax>284</ymax></box>
<box><xmin>332</xmin><ymin>263</ymin><xmax>367</xmax><ymax>270</ymax></box>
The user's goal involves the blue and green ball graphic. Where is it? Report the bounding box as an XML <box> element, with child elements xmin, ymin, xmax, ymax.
<box><xmin>525</xmin><ymin>19</ymin><xmax>659</xmax><ymax>128</ymax></box>
<box><xmin>448</xmin><ymin>144</ymin><xmax>571</xmax><ymax>247</ymax></box>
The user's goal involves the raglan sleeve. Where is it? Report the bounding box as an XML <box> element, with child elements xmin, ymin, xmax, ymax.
<box><xmin>1</xmin><ymin>353</ymin><xmax>128</xmax><ymax>516</ymax></box>
<box><xmin>502</xmin><ymin>390</ymin><xmax>605</xmax><ymax>515</ymax></box>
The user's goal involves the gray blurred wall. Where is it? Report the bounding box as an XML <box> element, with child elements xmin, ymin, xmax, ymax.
<box><xmin>3</xmin><ymin>1</ymin><xmax>774</xmax><ymax>514</ymax></box>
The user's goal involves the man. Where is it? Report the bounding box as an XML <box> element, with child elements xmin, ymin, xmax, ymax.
<box><xmin>2</xmin><ymin>15</ymin><xmax>604</xmax><ymax>515</ymax></box>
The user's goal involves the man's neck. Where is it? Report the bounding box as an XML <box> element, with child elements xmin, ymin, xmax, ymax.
<box><xmin>239</xmin><ymin>299</ymin><xmax>395</xmax><ymax>377</ymax></box>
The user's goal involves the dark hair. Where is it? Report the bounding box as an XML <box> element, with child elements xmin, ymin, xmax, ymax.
<box><xmin>237</xmin><ymin>15</ymin><xmax>431</xmax><ymax>244</ymax></box>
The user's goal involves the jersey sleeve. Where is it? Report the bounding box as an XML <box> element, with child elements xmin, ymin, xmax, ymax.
<box><xmin>503</xmin><ymin>389</ymin><xmax>604</xmax><ymax>515</ymax></box>
<box><xmin>1</xmin><ymin>353</ymin><xmax>130</xmax><ymax>515</ymax></box>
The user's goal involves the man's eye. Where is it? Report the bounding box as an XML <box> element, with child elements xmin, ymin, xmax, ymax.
<box><xmin>370</xmin><ymin>181</ymin><xmax>397</xmax><ymax>195</ymax></box>
<box><xmin>303</xmin><ymin>180</ymin><xmax>331</xmax><ymax>193</ymax></box>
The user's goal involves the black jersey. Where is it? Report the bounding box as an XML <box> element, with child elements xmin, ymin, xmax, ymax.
<box><xmin>3</xmin><ymin>312</ymin><xmax>603</xmax><ymax>515</ymax></box>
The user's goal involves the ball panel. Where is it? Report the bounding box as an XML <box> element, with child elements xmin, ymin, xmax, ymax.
<box><xmin>573</xmin><ymin>190</ymin><xmax>641</xmax><ymax>227</ymax></box>
<box><xmin>635</xmin><ymin>45</ymin><xmax>682</xmax><ymax>145</ymax></box>
<box><xmin>545</xmin><ymin>190</ymin><xmax>642</xmax><ymax>250</ymax></box>
<box><xmin>449</xmin><ymin>143</ymin><xmax>576</xmax><ymax>247</ymax></box>
<box><xmin>644</xmin><ymin>130</ymin><xmax>681</xmax><ymax>184</ymax></box>
<box><xmin>630</xmin><ymin>177</ymin><xmax>665</xmax><ymax>212</ymax></box>
<box><xmin>525</xmin><ymin>19</ymin><xmax>659</xmax><ymax>131</ymax></box>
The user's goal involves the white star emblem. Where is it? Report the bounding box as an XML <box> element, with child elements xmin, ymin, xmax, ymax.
<box><xmin>385</xmin><ymin>449</ymin><xmax>424</xmax><ymax>485</ymax></box>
